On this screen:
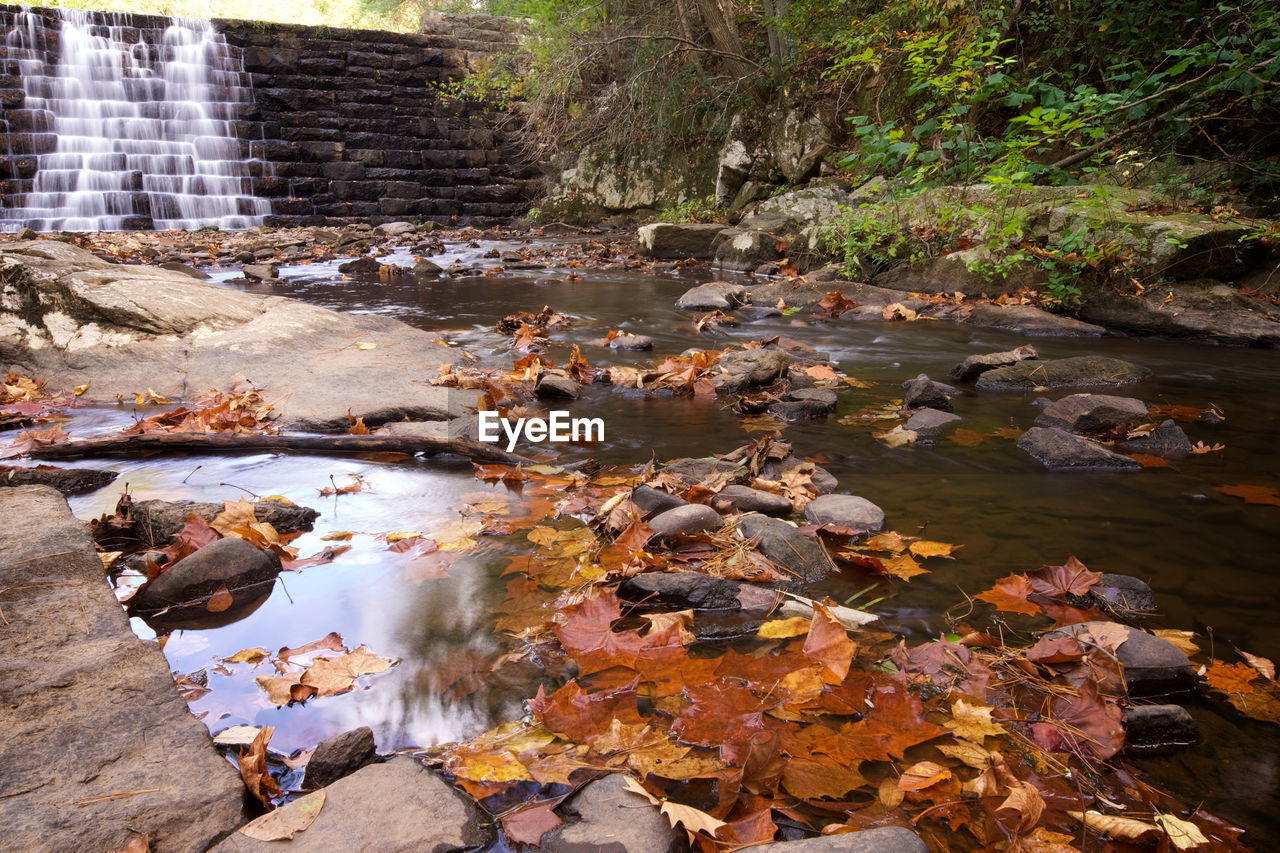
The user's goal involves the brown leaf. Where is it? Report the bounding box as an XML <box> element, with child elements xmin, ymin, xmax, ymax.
<box><xmin>1217</xmin><ymin>484</ymin><xmax>1280</xmax><ymax>506</ymax></box>
<box><xmin>1205</xmin><ymin>660</ymin><xmax>1258</xmax><ymax>695</ymax></box>
<box><xmin>802</xmin><ymin>602</ymin><xmax>857</xmax><ymax>682</ymax></box>
<box><xmin>1067</xmin><ymin>810</ymin><xmax>1161</xmax><ymax>844</ymax></box>
<box><xmin>1239</xmin><ymin>650</ymin><xmax>1276</xmax><ymax>681</ymax></box>
<box><xmin>997</xmin><ymin>780</ymin><xmax>1046</xmax><ymax>838</ymax></box>
<box><xmin>239</xmin><ymin>725</ymin><xmax>281</xmax><ymax>808</ymax></box>
<box><xmin>897</xmin><ymin>760</ymin><xmax>952</xmax><ymax>792</ymax></box>
<box><xmin>976</xmin><ymin>574</ymin><xmax>1041</xmax><ymax>616</ymax></box>
<box><xmin>112</xmin><ymin>838</ymin><xmax>150</xmax><ymax>853</ymax></box>
<box><xmin>300</xmin><ymin>646</ymin><xmax>396</xmax><ymax>697</ymax></box>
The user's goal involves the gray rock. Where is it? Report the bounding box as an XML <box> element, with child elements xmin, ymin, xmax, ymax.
<box><xmin>661</xmin><ymin>457</ymin><xmax>745</xmax><ymax>484</ymax></box>
<box><xmin>750</xmin><ymin>827</ymin><xmax>928</xmax><ymax>853</ymax></box>
<box><xmin>783</xmin><ymin>387</ymin><xmax>837</xmax><ymax>409</ymax></box>
<box><xmin>965</xmin><ymin>303</ymin><xmax>1105</xmax><ymax>337</ymax></box>
<box><xmin>711</xmin><ymin>228</ymin><xmax>783</xmax><ymax>272</ymax></box>
<box><xmin>1088</xmin><ymin>573</ymin><xmax>1158</xmax><ymax>617</ymax></box>
<box><xmin>159</xmin><ymin>261</ymin><xmax>212</xmax><ymax>280</ymax></box>
<box><xmin>130</xmin><ymin>537</ymin><xmax>281</xmax><ymax>611</ymax></box>
<box><xmin>804</xmin><ymin>494</ymin><xmax>885</xmax><ymax>532</ymax></box>
<box><xmin>676</xmin><ymin>281</ymin><xmax>748</xmax><ymax>310</ymax></box>
<box><xmin>619</xmin><ymin>572</ymin><xmax>745</xmax><ymax>611</ymax></box>
<box><xmin>1116</xmin><ymin>419</ymin><xmax>1193</xmax><ymax>458</ymax></box>
<box><xmin>548</xmin><ymin>774</ymin><xmax>683</xmax><ymax>853</ymax></box>
<box><xmin>241</xmin><ymin>263</ymin><xmax>278</xmax><ymax>281</ymax></box>
<box><xmin>1045</xmin><ymin>622</ymin><xmax>1196</xmax><ymax>697</ymax></box>
<box><xmin>124</xmin><ymin>498</ymin><xmax>319</xmax><ymax>548</ymax></box>
<box><xmin>0</xmin><ymin>486</ymin><xmax>246</xmax><ymax>853</ymax></box>
<box><xmin>413</xmin><ymin>258</ymin><xmax>444</xmax><ymax>276</ymax></box>
<box><xmin>714</xmin><ymin>348</ymin><xmax>791</xmax><ymax>389</ymax></box>
<box><xmin>608</xmin><ymin>333</ymin><xmax>654</xmax><ymax>351</ymax></box>
<box><xmin>0</xmin><ymin>464</ymin><xmax>117</xmax><ymax>495</ymax></box>
<box><xmin>305</xmin><ymin>726</ymin><xmax>379</xmax><ymax>790</ymax></box>
<box><xmin>1124</xmin><ymin>705</ymin><xmax>1199</xmax><ymax>750</ymax></box>
<box><xmin>976</xmin><ymin>356</ymin><xmax>1153</xmax><ymax>391</ymax></box>
<box><xmin>1034</xmin><ymin>394</ymin><xmax>1148</xmax><ymax>434</ymax></box>
<box><xmin>1016</xmin><ymin>427</ymin><xmax>1141</xmax><ymax>471</ymax></box>
<box><xmin>630</xmin><ymin>485</ymin><xmax>689</xmax><ymax>519</ymax></box>
<box><xmin>949</xmin><ymin>345</ymin><xmax>1039</xmax><ymax>382</ymax></box>
<box><xmin>375</xmin><ymin>221</ymin><xmax>417</xmax><ymax>236</ymax></box>
<box><xmin>711</xmin><ymin>484</ymin><xmax>793</xmax><ymax>515</ymax></box>
<box><xmin>638</xmin><ymin>223</ymin><xmax>726</xmax><ymax>260</ymax></box>
<box><xmin>770</xmin><ymin>399</ymin><xmax>833</xmax><ymax>422</ymax></box>
<box><xmin>535</xmin><ymin>373</ymin><xmax>581</xmax><ymax>400</ymax></box>
<box><xmin>212</xmin><ymin>757</ymin><xmax>490</xmax><ymax>853</ymax></box>
<box><xmin>737</xmin><ymin>305</ymin><xmax>783</xmax><ymax>320</ymax></box>
<box><xmin>901</xmin><ymin>373</ymin><xmax>956</xmax><ymax>411</ymax></box>
<box><xmin>760</xmin><ymin>455</ymin><xmax>839</xmax><ymax>493</ymax></box>
<box><xmin>904</xmin><ymin>408</ymin><xmax>962</xmax><ymax>436</ymax></box>
<box><xmin>738</xmin><ymin>513</ymin><xmax>835</xmax><ymax>583</ymax></box>
<box><xmin>0</xmin><ymin>241</ymin><xmax>472</xmax><ymax>429</ymax></box>
<box><xmin>648</xmin><ymin>504</ymin><xmax>725</xmax><ymax>540</ymax></box>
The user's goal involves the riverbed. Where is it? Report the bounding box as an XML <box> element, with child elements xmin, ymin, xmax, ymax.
<box><xmin>52</xmin><ymin>237</ymin><xmax>1280</xmax><ymax>843</ymax></box>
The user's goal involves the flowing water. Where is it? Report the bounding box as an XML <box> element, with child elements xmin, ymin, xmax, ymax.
<box><xmin>47</xmin><ymin>241</ymin><xmax>1280</xmax><ymax>843</ymax></box>
<box><xmin>0</xmin><ymin>7</ymin><xmax>269</xmax><ymax>232</ymax></box>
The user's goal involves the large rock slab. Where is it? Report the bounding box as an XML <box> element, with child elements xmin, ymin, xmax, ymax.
<box><xmin>0</xmin><ymin>485</ymin><xmax>247</xmax><ymax>853</ymax></box>
<box><xmin>964</xmin><ymin>303</ymin><xmax>1106</xmax><ymax>337</ymax></box>
<box><xmin>949</xmin><ymin>345</ymin><xmax>1039</xmax><ymax>382</ymax></box>
<box><xmin>676</xmin><ymin>281</ymin><xmax>748</xmax><ymax>310</ymax></box>
<box><xmin>0</xmin><ymin>241</ymin><xmax>475</xmax><ymax>430</ymax></box>
<box><xmin>637</xmin><ymin>223</ymin><xmax>725</xmax><ymax>259</ymax></box>
<box><xmin>1077</xmin><ymin>279</ymin><xmax>1280</xmax><ymax>346</ymax></box>
<box><xmin>976</xmin><ymin>356</ymin><xmax>1152</xmax><ymax>391</ymax></box>
<box><xmin>212</xmin><ymin>756</ymin><xmax>490</xmax><ymax>852</ymax></box>
<box><xmin>1016</xmin><ymin>427</ymin><xmax>1141</xmax><ymax>471</ymax></box>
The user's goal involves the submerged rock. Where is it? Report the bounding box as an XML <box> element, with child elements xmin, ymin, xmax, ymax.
<box><xmin>1034</xmin><ymin>393</ymin><xmax>1148</xmax><ymax>434</ymax></box>
<box><xmin>547</xmin><ymin>774</ymin><xmax>684</xmax><ymax>853</ymax></box>
<box><xmin>1016</xmin><ymin>427</ymin><xmax>1141</xmax><ymax>471</ymax></box>
<box><xmin>964</xmin><ymin>303</ymin><xmax>1105</xmax><ymax>337</ymax></box>
<box><xmin>949</xmin><ymin>345</ymin><xmax>1039</xmax><ymax>382</ymax></box>
<box><xmin>1088</xmin><ymin>573</ymin><xmax>1159</xmax><ymax>617</ymax></box>
<box><xmin>212</xmin><ymin>757</ymin><xmax>490</xmax><ymax>853</ymax></box>
<box><xmin>976</xmin><ymin>356</ymin><xmax>1152</xmax><ymax>391</ymax></box>
<box><xmin>534</xmin><ymin>372</ymin><xmax>581</xmax><ymax>400</ymax></box>
<box><xmin>130</xmin><ymin>537</ymin><xmax>281</xmax><ymax>612</ymax></box>
<box><xmin>804</xmin><ymin>494</ymin><xmax>886</xmax><ymax>532</ymax></box>
<box><xmin>676</xmin><ymin>281</ymin><xmax>748</xmax><ymax>310</ymax></box>
<box><xmin>0</xmin><ymin>464</ymin><xmax>117</xmax><ymax>495</ymax></box>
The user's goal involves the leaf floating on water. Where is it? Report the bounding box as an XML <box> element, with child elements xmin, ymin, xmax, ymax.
<box><xmin>949</xmin><ymin>428</ymin><xmax>985</xmax><ymax>447</ymax></box>
<box><xmin>500</xmin><ymin>802</ymin><xmax>564</xmax><ymax>847</ymax></box>
<box><xmin>1239</xmin><ymin>650</ymin><xmax>1276</xmax><ymax>681</ymax></box>
<box><xmin>1188</xmin><ymin>441</ymin><xmax>1225</xmax><ymax>454</ymax></box>
<box><xmin>1068</xmin><ymin>811</ymin><xmax>1162</xmax><ymax>844</ymax></box>
<box><xmin>240</xmin><ymin>789</ymin><xmax>326</xmax><ymax>841</ymax></box>
<box><xmin>908</xmin><ymin>540</ymin><xmax>959</xmax><ymax>559</ymax></box>
<box><xmin>1217</xmin><ymin>484</ymin><xmax>1280</xmax><ymax>506</ymax></box>
<box><xmin>757</xmin><ymin>616</ymin><xmax>812</xmax><ymax>639</ymax></box>
<box><xmin>238</xmin><ymin>725</ymin><xmax>280</xmax><ymax>808</ymax></box>
<box><xmin>976</xmin><ymin>573</ymin><xmax>1041</xmax><ymax>616</ymax></box>
<box><xmin>1127</xmin><ymin>453</ymin><xmax>1176</xmax><ymax>469</ymax></box>
<box><xmin>206</xmin><ymin>585</ymin><xmax>233</xmax><ymax>612</ymax></box>
<box><xmin>1152</xmin><ymin>629</ymin><xmax>1200</xmax><ymax>656</ymax></box>
<box><xmin>1156</xmin><ymin>814</ymin><xmax>1210</xmax><ymax>851</ymax></box>
<box><xmin>1204</xmin><ymin>660</ymin><xmax>1258</xmax><ymax>695</ymax></box>
<box><xmin>875</xmin><ymin>425</ymin><xmax>917</xmax><ymax>448</ymax></box>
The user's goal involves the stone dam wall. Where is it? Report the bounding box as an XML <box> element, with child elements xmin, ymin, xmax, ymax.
<box><xmin>0</xmin><ymin>3</ymin><xmax>538</xmax><ymax>228</ymax></box>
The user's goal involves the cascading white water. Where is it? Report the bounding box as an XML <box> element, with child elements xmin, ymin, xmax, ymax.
<box><xmin>1</xmin><ymin>7</ymin><xmax>270</xmax><ymax>232</ymax></box>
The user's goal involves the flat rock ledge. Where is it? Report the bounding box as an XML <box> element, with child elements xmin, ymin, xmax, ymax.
<box><xmin>0</xmin><ymin>485</ymin><xmax>246</xmax><ymax>853</ymax></box>
<box><xmin>0</xmin><ymin>241</ymin><xmax>477</xmax><ymax>430</ymax></box>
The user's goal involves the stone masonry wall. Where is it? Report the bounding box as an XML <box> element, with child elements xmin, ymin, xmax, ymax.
<box><xmin>0</xmin><ymin>4</ymin><xmax>538</xmax><ymax>227</ymax></box>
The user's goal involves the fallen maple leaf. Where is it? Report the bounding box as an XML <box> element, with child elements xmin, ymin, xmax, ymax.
<box><xmin>908</xmin><ymin>540</ymin><xmax>959</xmax><ymax>559</ymax></box>
<box><xmin>898</xmin><ymin>760</ymin><xmax>952</xmax><ymax>792</ymax></box>
<box><xmin>803</xmin><ymin>602</ymin><xmax>858</xmax><ymax>682</ymax></box>
<box><xmin>944</xmin><ymin>698</ymin><xmax>1006</xmax><ymax>741</ymax></box>
<box><xmin>976</xmin><ymin>573</ymin><xmax>1041</xmax><ymax>616</ymax></box>
<box><xmin>1205</xmin><ymin>660</ymin><xmax>1258</xmax><ymax>695</ymax></box>
<box><xmin>1188</xmin><ymin>441</ymin><xmax>1225</xmax><ymax>454</ymax></box>
<box><xmin>239</xmin><ymin>725</ymin><xmax>281</xmax><ymax>808</ymax></box>
<box><xmin>622</xmin><ymin>776</ymin><xmax>727</xmax><ymax>836</ymax></box>
<box><xmin>1217</xmin><ymin>484</ymin><xmax>1280</xmax><ymax>506</ymax></box>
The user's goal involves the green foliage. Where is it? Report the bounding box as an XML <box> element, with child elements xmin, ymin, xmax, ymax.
<box><xmin>657</xmin><ymin>196</ymin><xmax>724</xmax><ymax>224</ymax></box>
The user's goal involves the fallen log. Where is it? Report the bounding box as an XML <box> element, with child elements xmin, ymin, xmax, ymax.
<box><xmin>1</xmin><ymin>463</ymin><xmax>119</xmax><ymax>495</ymax></box>
<box><xmin>28</xmin><ymin>432</ymin><xmax>532</xmax><ymax>466</ymax></box>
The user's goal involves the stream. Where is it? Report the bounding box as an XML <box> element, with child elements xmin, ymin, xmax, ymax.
<box><xmin>53</xmin><ymin>237</ymin><xmax>1280</xmax><ymax>844</ymax></box>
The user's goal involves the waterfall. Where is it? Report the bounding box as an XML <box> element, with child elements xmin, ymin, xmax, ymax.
<box><xmin>0</xmin><ymin>6</ymin><xmax>270</xmax><ymax>232</ymax></box>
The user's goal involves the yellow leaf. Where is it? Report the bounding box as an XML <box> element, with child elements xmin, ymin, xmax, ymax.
<box><xmin>260</xmin><ymin>494</ymin><xmax>295</xmax><ymax>506</ymax></box>
<box><xmin>1156</xmin><ymin>814</ymin><xmax>1210</xmax><ymax>850</ymax></box>
<box><xmin>74</xmin><ymin>382</ymin><xmax>91</xmax><ymax>396</ymax></box>
<box><xmin>98</xmin><ymin>550</ymin><xmax>123</xmax><ymax>570</ymax></box>
<box><xmin>757</xmin><ymin>616</ymin><xmax>813</xmax><ymax>639</ymax></box>
<box><xmin>355</xmin><ymin>341</ymin><xmax>377</xmax><ymax>350</ymax></box>
<box><xmin>385</xmin><ymin>531</ymin><xmax>425</xmax><ymax>543</ymax></box>
<box><xmin>621</xmin><ymin>777</ymin><xmax>727</xmax><ymax>836</ymax></box>
<box><xmin>321</xmin><ymin>531</ymin><xmax>357</xmax><ymax>541</ymax></box>
<box><xmin>1068</xmin><ymin>811</ymin><xmax>1161</xmax><ymax>843</ymax></box>
<box><xmin>944</xmin><ymin>698</ymin><xmax>1007</xmax><ymax>740</ymax></box>
<box><xmin>223</xmin><ymin>648</ymin><xmax>270</xmax><ymax>664</ymax></box>
<box><xmin>876</xmin><ymin>425</ymin><xmax>917</xmax><ymax>448</ymax></box>
<box><xmin>908</xmin><ymin>539</ymin><xmax>959</xmax><ymax>558</ymax></box>
<box><xmin>527</xmin><ymin>526</ymin><xmax>560</xmax><ymax>547</ymax></box>
<box><xmin>1151</xmin><ymin>629</ymin><xmax>1200</xmax><ymax>656</ymax></box>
